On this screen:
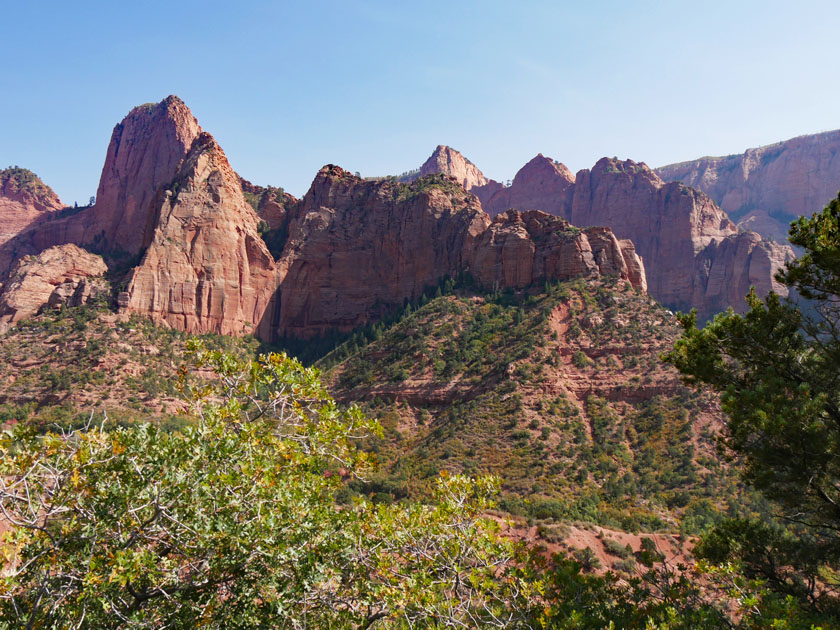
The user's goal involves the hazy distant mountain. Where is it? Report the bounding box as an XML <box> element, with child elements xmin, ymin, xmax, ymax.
<box><xmin>656</xmin><ymin>129</ymin><xmax>840</xmax><ymax>243</ymax></box>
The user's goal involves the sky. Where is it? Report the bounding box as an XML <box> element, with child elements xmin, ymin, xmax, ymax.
<box><xmin>3</xmin><ymin>0</ymin><xmax>840</xmax><ymax>205</ymax></box>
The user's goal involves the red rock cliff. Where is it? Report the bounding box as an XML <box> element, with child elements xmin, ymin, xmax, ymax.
<box><xmin>656</xmin><ymin>130</ymin><xmax>840</xmax><ymax>243</ymax></box>
<box><xmin>405</xmin><ymin>146</ymin><xmax>794</xmax><ymax>317</ymax></box>
<box><xmin>121</xmin><ymin>133</ymin><xmax>277</xmax><ymax>336</ymax></box>
<box><xmin>270</xmin><ymin>169</ymin><xmax>645</xmax><ymax>339</ymax></box>
<box><xmin>0</xmin><ymin>97</ymin><xmax>202</xmax><ymax>274</ymax></box>
<box><xmin>0</xmin><ymin>168</ymin><xmax>64</xmax><ymax>247</ymax></box>
<box><xmin>2</xmin><ymin>99</ymin><xmax>647</xmax><ymax>339</ymax></box>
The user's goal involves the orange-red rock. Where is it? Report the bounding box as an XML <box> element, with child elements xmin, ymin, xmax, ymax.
<box><xmin>408</xmin><ymin>147</ymin><xmax>793</xmax><ymax>317</ymax></box>
<box><xmin>482</xmin><ymin>154</ymin><xmax>575</xmax><ymax>216</ymax></box>
<box><xmin>121</xmin><ymin>133</ymin><xmax>277</xmax><ymax>336</ymax></box>
<box><xmin>0</xmin><ymin>97</ymin><xmax>202</xmax><ymax>273</ymax></box>
<box><xmin>0</xmin><ymin>168</ymin><xmax>64</xmax><ymax>247</ymax></box>
<box><xmin>470</xmin><ymin>210</ymin><xmax>646</xmax><ymax>292</ymax></box>
<box><xmin>0</xmin><ymin>244</ymin><xmax>108</xmax><ymax>333</ymax></box>
<box><xmin>1</xmin><ymin>99</ymin><xmax>648</xmax><ymax>339</ymax></box>
<box><xmin>271</xmin><ymin>170</ymin><xmax>645</xmax><ymax>338</ymax></box>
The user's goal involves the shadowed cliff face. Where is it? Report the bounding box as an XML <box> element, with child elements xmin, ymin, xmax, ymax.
<box><xmin>408</xmin><ymin>146</ymin><xmax>793</xmax><ymax>319</ymax></box>
<box><xmin>656</xmin><ymin>130</ymin><xmax>840</xmax><ymax>243</ymax></box>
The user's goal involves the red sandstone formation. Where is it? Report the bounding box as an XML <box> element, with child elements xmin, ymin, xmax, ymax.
<box><xmin>482</xmin><ymin>154</ymin><xmax>575</xmax><ymax>216</ymax></box>
<box><xmin>470</xmin><ymin>209</ymin><xmax>646</xmax><ymax>293</ymax></box>
<box><xmin>0</xmin><ymin>168</ymin><xmax>64</xmax><ymax>247</ymax></box>
<box><xmin>0</xmin><ymin>97</ymin><xmax>202</xmax><ymax>272</ymax></box>
<box><xmin>409</xmin><ymin>145</ymin><xmax>792</xmax><ymax>318</ymax></box>
<box><xmin>274</xmin><ymin>169</ymin><xmax>644</xmax><ymax>338</ymax></box>
<box><xmin>0</xmin><ymin>244</ymin><xmax>108</xmax><ymax>333</ymax></box>
<box><xmin>121</xmin><ymin>133</ymin><xmax>278</xmax><ymax>336</ymax></box>
<box><xmin>656</xmin><ymin>129</ymin><xmax>840</xmax><ymax>243</ymax></box>
<box><xmin>2</xmin><ymin>99</ymin><xmax>647</xmax><ymax>338</ymax></box>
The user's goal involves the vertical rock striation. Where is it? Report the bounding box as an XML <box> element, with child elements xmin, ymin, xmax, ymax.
<box><xmin>122</xmin><ymin>133</ymin><xmax>278</xmax><ymax>336</ymax></box>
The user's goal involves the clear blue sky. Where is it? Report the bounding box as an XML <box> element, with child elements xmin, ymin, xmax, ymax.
<box><xmin>3</xmin><ymin>1</ymin><xmax>839</xmax><ymax>205</ymax></box>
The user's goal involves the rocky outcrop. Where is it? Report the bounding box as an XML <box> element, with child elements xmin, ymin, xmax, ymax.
<box><xmin>482</xmin><ymin>154</ymin><xmax>575</xmax><ymax>216</ymax></box>
<box><xmin>656</xmin><ymin>130</ymin><xmax>840</xmax><ymax>243</ymax></box>
<box><xmin>413</xmin><ymin>145</ymin><xmax>495</xmax><ymax>191</ymax></box>
<box><xmin>405</xmin><ymin>146</ymin><xmax>794</xmax><ymax>317</ymax></box>
<box><xmin>0</xmin><ymin>168</ymin><xmax>64</xmax><ymax>247</ymax></box>
<box><xmin>0</xmin><ymin>245</ymin><xmax>108</xmax><ymax>333</ymax></box>
<box><xmin>121</xmin><ymin>133</ymin><xmax>278</xmax><ymax>336</ymax></box>
<box><xmin>400</xmin><ymin>145</ymin><xmax>505</xmax><ymax>208</ymax></box>
<box><xmin>470</xmin><ymin>210</ymin><xmax>646</xmax><ymax>292</ymax></box>
<box><xmin>3</xmin><ymin>99</ymin><xmax>648</xmax><ymax>339</ymax></box>
<box><xmin>239</xmin><ymin>177</ymin><xmax>297</xmax><ymax>231</ymax></box>
<box><xmin>86</xmin><ymin>96</ymin><xmax>203</xmax><ymax>256</ymax></box>
<box><xmin>271</xmin><ymin>170</ymin><xmax>491</xmax><ymax>338</ymax></box>
<box><xmin>270</xmin><ymin>169</ymin><xmax>645</xmax><ymax>338</ymax></box>
<box><xmin>569</xmin><ymin>158</ymin><xmax>795</xmax><ymax>315</ymax></box>
<box><xmin>692</xmin><ymin>232</ymin><xmax>793</xmax><ymax>311</ymax></box>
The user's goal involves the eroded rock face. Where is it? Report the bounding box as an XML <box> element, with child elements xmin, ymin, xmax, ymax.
<box><xmin>0</xmin><ymin>244</ymin><xmax>108</xmax><ymax>333</ymax></box>
<box><xmin>87</xmin><ymin>96</ymin><xmax>203</xmax><ymax>255</ymax></box>
<box><xmin>470</xmin><ymin>210</ymin><xmax>646</xmax><ymax>292</ymax></box>
<box><xmin>656</xmin><ymin>130</ymin><xmax>840</xmax><ymax>243</ymax></box>
<box><xmin>482</xmin><ymin>154</ymin><xmax>576</xmax><ymax>216</ymax></box>
<box><xmin>0</xmin><ymin>168</ymin><xmax>64</xmax><ymax>247</ymax></box>
<box><xmin>270</xmin><ymin>170</ymin><xmax>646</xmax><ymax>339</ymax></box>
<box><xmin>568</xmin><ymin>158</ymin><xmax>794</xmax><ymax>315</ymax></box>
<box><xmin>3</xmin><ymin>99</ymin><xmax>649</xmax><ymax>339</ymax></box>
<box><xmin>0</xmin><ymin>97</ymin><xmax>202</xmax><ymax>275</ymax></box>
<box><xmin>406</xmin><ymin>147</ymin><xmax>793</xmax><ymax>318</ymax></box>
<box><xmin>273</xmin><ymin>169</ymin><xmax>491</xmax><ymax>338</ymax></box>
<box><xmin>414</xmin><ymin>145</ymin><xmax>494</xmax><ymax>191</ymax></box>
<box><xmin>692</xmin><ymin>231</ymin><xmax>794</xmax><ymax>313</ymax></box>
<box><xmin>122</xmin><ymin>133</ymin><xmax>277</xmax><ymax>336</ymax></box>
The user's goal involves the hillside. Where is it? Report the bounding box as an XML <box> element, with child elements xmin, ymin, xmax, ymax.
<box><xmin>323</xmin><ymin>277</ymin><xmax>758</xmax><ymax>535</ymax></box>
<box><xmin>0</xmin><ymin>296</ymin><xmax>260</xmax><ymax>432</ymax></box>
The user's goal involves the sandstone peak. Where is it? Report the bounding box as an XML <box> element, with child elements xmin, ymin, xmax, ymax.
<box><xmin>480</xmin><ymin>154</ymin><xmax>575</xmax><ymax>217</ymax></box>
<box><xmin>417</xmin><ymin>145</ymin><xmax>492</xmax><ymax>191</ymax></box>
<box><xmin>87</xmin><ymin>95</ymin><xmax>204</xmax><ymax>255</ymax></box>
<box><xmin>274</xmin><ymin>172</ymin><xmax>642</xmax><ymax>339</ymax></box>
<box><xmin>0</xmin><ymin>167</ymin><xmax>65</xmax><ymax>248</ymax></box>
<box><xmin>513</xmin><ymin>154</ymin><xmax>575</xmax><ymax>188</ymax></box>
<box><xmin>588</xmin><ymin>157</ymin><xmax>659</xmax><ymax>184</ymax></box>
<box><xmin>121</xmin><ymin>122</ymin><xmax>277</xmax><ymax>336</ymax></box>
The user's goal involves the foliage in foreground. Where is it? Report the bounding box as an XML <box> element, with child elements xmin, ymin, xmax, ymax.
<box><xmin>0</xmin><ymin>342</ymin><xmax>531</xmax><ymax>628</ymax></box>
<box><xmin>0</xmin><ymin>338</ymin><xmax>832</xmax><ymax>628</ymax></box>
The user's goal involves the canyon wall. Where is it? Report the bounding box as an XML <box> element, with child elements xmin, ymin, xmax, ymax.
<box><xmin>656</xmin><ymin>129</ymin><xmax>840</xmax><ymax>243</ymax></box>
